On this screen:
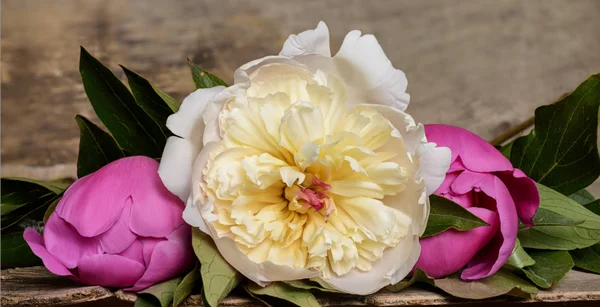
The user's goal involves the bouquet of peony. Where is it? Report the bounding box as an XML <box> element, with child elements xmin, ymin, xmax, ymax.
<box><xmin>2</xmin><ymin>22</ymin><xmax>600</xmax><ymax>306</ymax></box>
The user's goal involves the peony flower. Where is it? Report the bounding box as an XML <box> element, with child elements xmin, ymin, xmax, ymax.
<box><xmin>159</xmin><ymin>22</ymin><xmax>451</xmax><ymax>295</ymax></box>
<box><xmin>415</xmin><ymin>125</ymin><xmax>540</xmax><ymax>280</ymax></box>
<box><xmin>24</xmin><ymin>156</ymin><xmax>193</xmax><ymax>291</ymax></box>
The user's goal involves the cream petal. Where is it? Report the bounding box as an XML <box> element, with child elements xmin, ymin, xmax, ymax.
<box><xmin>280</xmin><ymin>21</ymin><xmax>331</xmax><ymax>58</ymax></box>
<box><xmin>334</xmin><ymin>31</ymin><xmax>409</xmax><ymax>110</ymax></box>
<box><xmin>158</xmin><ymin>137</ymin><xmax>199</xmax><ymax>202</ymax></box>
<box><xmin>167</xmin><ymin>86</ymin><xmax>225</xmax><ymax>141</ymax></box>
<box><xmin>279</xmin><ymin>101</ymin><xmax>325</xmax><ymax>153</ymax></box>
<box><xmin>323</xmin><ymin>228</ymin><xmax>419</xmax><ymax>295</ymax></box>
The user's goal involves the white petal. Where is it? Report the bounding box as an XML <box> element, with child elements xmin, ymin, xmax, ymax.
<box><xmin>158</xmin><ymin>137</ymin><xmax>199</xmax><ymax>201</ymax></box>
<box><xmin>183</xmin><ymin>197</ymin><xmax>210</xmax><ymax>233</ymax></box>
<box><xmin>280</xmin><ymin>21</ymin><xmax>331</xmax><ymax>58</ymax></box>
<box><xmin>334</xmin><ymin>30</ymin><xmax>409</xmax><ymax>110</ymax></box>
<box><xmin>203</xmin><ymin>224</ymin><xmax>319</xmax><ymax>285</ymax></box>
<box><xmin>323</xmin><ymin>228</ymin><xmax>420</xmax><ymax>295</ymax></box>
<box><xmin>417</xmin><ymin>143</ymin><xmax>451</xmax><ymax>195</ymax></box>
<box><xmin>166</xmin><ymin>86</ymin><xmax>225</xmax><ymax>142</ymax></box>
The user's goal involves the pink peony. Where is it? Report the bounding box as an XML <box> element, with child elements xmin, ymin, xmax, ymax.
<box><xmin>415</xmin><ymin>125</ymin><xmax>539</xmax><ymax>280</ymax></box>
<box><xmin>24</xmin><ymin>156</ymin><xmax>193</xmax><ymax>291</ymax></box>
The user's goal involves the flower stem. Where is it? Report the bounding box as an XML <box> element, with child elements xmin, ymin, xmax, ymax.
<box><xmin>489</xmin><ymin>116</ymin><xmax>535</xmax><ymax>146</ymax></box>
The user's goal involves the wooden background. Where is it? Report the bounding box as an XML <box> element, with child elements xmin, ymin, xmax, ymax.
<box><xmin>2</xmin><ymin>0</ymin><xmax>600</xmax><ymax>181</ymax></box>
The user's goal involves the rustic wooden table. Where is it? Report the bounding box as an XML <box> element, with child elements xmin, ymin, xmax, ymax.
<box><xmin>2</xmin><ymin>1</ymin><xmax>600</xmax><ymax>306</ymax></box>
<box><xmin>1</xmin><ymin>266</ymin><xmax>599</xmax><ymax>307</ymax></box>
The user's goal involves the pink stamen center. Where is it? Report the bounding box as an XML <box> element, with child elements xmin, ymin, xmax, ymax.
<box><xmin>312</xmin><ymin>177</ymin><xmax>331</xmax><ymax>190</ymax></box>
<box><xmin>296</xmin><ymin>177</ymin><xmax>332</xmax><ymax>212</ymax></box>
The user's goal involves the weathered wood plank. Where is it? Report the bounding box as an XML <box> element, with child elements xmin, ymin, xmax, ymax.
<box><xmin>2</xmin><ymin>266</ymin><xmax>599</xmax><ymax>306</ymax></box>
<box><xmin>2</xmin><ymin>0</ymin><xmax>600</xmax><ymax>171</ymax></box>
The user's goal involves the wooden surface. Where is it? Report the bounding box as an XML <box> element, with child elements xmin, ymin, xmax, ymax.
<box><xmin>2</xmin><ymin>0</ymin><xmax>600</xmax><ymax>180</ymax></box>
<box><xmin>2</xmin><ymin>266</ymin><xmax>600</xmax><ymax>307</ymax></box>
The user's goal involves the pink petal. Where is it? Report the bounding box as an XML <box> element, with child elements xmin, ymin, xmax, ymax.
<box><xmin>77</xmin><ymin>254</ymin><xmax>146</xmax><ymax>288</ymax></box>
<box><xmin>434</xmin><ymin>171</ymin><xmax>460</xmax><ymax>195</ymax></box>
<box><xmin>425</xmin><ymin>124</ymin><xmax>513</xmax><ymax>173</ymax></box>
<box><xmin>97</xmin><ymin>199</ymin><xmax>137</xmax><ymax>254</ymax></box>
<box><xmin>23</xmin><ymin>228</ymin><xmax>76</xmax><ymax>279</ymax></box>
<box><xmin>118</xmin><ymin>239</ymin><xmax>145</xmax><ymax>266</ymax></box>
<box><xmin>55</xmin><ymin>158</ymin><xmax>141</xmax><ymax>237</ymax></box>
<box><xmin>126</xmin><ymin>224</ymin><xmax>193</xmax><ymax>291</ymax></box>
<box><xmin>43</xmin><ymin>214</ymin><xmax>100</xmax><ymax>269</ymax></box>
<box><xmin>461</xmin><ymin>177</ymin><xmax>519</xmax><ymax>280</ymax></box>
<box><xmin>415</xmin><ymin>207</ymin><xmax>499</xmax><ymax>278</ymax></box>
<box><xmin>140</xmin><ymin>237</ymin><xmax>164</xmax><ymax>266</ymax></box>
<box><xmin>497</xmin><ymin>169</ymin><xmax>540</xmax><ymax>227</ymax></box>
<box><xmin>450</xmin><ymin>171</ymin><xmax>495</xmax><ymax>195</ymax></box>
<box><xmin>129</xmin><ymin>159</ymin><xmax>185</xmax><ymax>238</ymax></box>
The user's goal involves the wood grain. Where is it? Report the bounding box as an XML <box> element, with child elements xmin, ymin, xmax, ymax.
<box><xmin>2</xmin><ymin>266</ymin><xmax>600</xmax><ymax>306</ymax></box>
<box><xmin>2</xmin><ymin>0</ymin><xmax>600</xmax><ymax>177</ymax></box>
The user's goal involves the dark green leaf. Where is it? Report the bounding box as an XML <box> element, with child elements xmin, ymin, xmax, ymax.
<box><xmin>247</xmin><ymin>281</ymin><xmax>320</xmax><ymax>307</ymax></box>
<box><xmin>387</xmin><ymin>269</ymin><xmax>432</xmax><ymax>292</ymax></box>
<box><xmin>137</xmin><ymin>276</ymin><xmax>183</xmax><ymax>307</ymax></box>
<box><xmin>521</xmin><ymin>250</ymin><xmax>574</xmax><ymax>288</ymax></box>
<box><xmin>509</xmin><ymin>74</ymin><xmax>600</xmax><ymax>195</ymax></box>
<box><xmin>173</xmin><ymin>263</ymin><xmax>201</xmax><ymax>307</ymax></box>
<box><xmin>584</xmin><ymin>200</ymin><xmax>600</xmax><ymax>215</ymax></box>
<box><xmin>188</xmin><ymin>59</ymin><xmax>227</xmax><ymax>89</ymax></box>
<box><xmin>569</xmin><ymin>244</ymin><xmax>600</xmax><ymax>274</ymax></box>
<box><xmin>283</xmin><ymin>280</ymin><xmax>340</xmax><ymax>293</ymax></box>
<box><xmin>121</xmin><ymin>66</ymin><xmax>178</xmax><ymax>134</ymax></box>
<box><xmin>422</xmin><ymin>195</ymin><xmax>489</xmax><ymax>237</ymax></box>
<box><xmin>504</xmin><ymin>239</ymin><xmax>536</xmax><ymax>270</ymax></box>
<box><xmin>192</xmin><ymin>228</ymin><xmax>242</xmax><ymax>307</ymax></box>
<box><xmin>499</xmin><ymin>141</ymin><xmax>513</xmax><ymax>160</ymax></box>
<box><xmin>75</xmin><ymin>115</ymin><xmax>125</xmax><ymax>178</ymax></box>
<box><xmin>518</xmin><ymin>184</ymin><xmax>600</xmax><ymax>250</ymax></box>
<box><xmin>79</xmin><ymin>47</ymin><xmax>165</xmax><ymax>157</ymax></box>
<box><xmin>43</xmin><ymin>195</ymin><xmax>62</xmax><ymax>223</ymax></box>
<box><xmin>433</xmin><ymin>270</ymin><xmax>538</xmax><ymax>299</ymax></box>
<box><xmin>570</xmin><ymin>189</ymin><xmax>595</xmax><ymax>205</ymax></box>
<box><xmin>1</xmin><ymin>231</ymin><xmax>42</xmax><ymax>268</ymax></box>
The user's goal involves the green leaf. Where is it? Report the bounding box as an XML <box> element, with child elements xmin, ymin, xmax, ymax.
<box><xmin>247</xmin><ymin>281</ymin><xmax>320</xmax><ymax>307</ymax></box>
<box><xmin>499</xmin><ymin>142</ymin><xmax>513</xmax><ymax>160</ymax></box>
<box><xmin>520</xmin><ymin>250</ymin><xmax>574</xmax><ymax>288</ymax></box>
<box><xmin>137</xmin><ymin>276</ymin><xmax>182</xmax><ymax>307</ymax></box>
<box><xmin>569</xmin><ymin>244</ymin><xmax>600</xmax><ymax>274</ymax></box>
<box><xmin>43</xmin><ymin>195</ymin><xmax>62</xmax><ymax>223</ymax></box>
<box><xmin>134</xmin><ymin>295</ymin><xmax>159</xmax><ymax>307</ymax></box>
<box><xmin>75</xmin><ymin>115</ymin><xmax>125</xmax><ymax>178</ymax></box>
<box><xmin>387</xmin><ymin>269</ymin><xmax>432</xmax><ymax>292</ymax></box>
<box><xmin>509</xmin><ymin>74</ymin><xmax>600</xmax><ymax>195</ymax></box>
<box><xmin>1</xmin><ymin>178</ymin><xmax>55</xmax><ymax>216</ymax></box>
<box><xmin>173</xmin><ymin>263</ymin><xmax>201</xmax><ymax>307</ymax></box>
<box><xmin>570</xmin><ymin>189</ymin><xmax>595</xmax><ymax>205</ymax></box>
<box><xmin>422</xmin><ymin>195</ymin><xmax>489</xmax><ymax>237</ymax></box>
<box><xmin>121</xmin><ymin>66</ymin><xmax>179</xmax><ymax>134</ymax></box>
<box><xmin>283</xmin><ymin>280</ymin><xmax>340</xmax><ymax>293</ymax></box>
<box><xmin>188</xmin><ymin>59</ymin><xmax>227</xmax><ymax>89</ymax></box>
<box><xmin>79</xmin><ymin>47</ymin><xmax>165</xmax><ymax>157</ymax></box>
<box><xmin>434</xmin><ymin>270</ymin><xmax>538</xmax><ymax>299</ymax></box>
<box><xmin>192</xmin><ymin>228</ymin><xmax>242</xmax><ymax>307</ymax></box>
<box><xmin>518</xmin><ymin>184</ymin><xmax>600</xmax><ymax>250</ymax></box>
<box><xmin>504</xmin><ymin>239</ymin><xmax>536</xmax><ymax>270</ymax></box>
<box><xmin>523</xmin><ymin>207</ymin><xmax>585</xmax><ymax>227</ymax></box>
<box><xmin>1</xmin><ymin>231</ymin><xmax>42</xmax><ymax>268</ymax></box>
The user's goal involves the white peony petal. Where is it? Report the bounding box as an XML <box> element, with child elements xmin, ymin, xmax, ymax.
<box><xmin>417</xmin><ymin>143</ymin><xmax>452</xmax><ymax>195</ymax></box>
<box><xmin>166</xmin><ymin>86</ymin><xmax>225</xmax><ymax>141</ymax></box>
<box><xmin>323</xmin><ymin>228</ymin><xmax>420</xmax><ymax>295</ymax></box>
<box><xmin>158</xmin><ymin>137</ymin><xmax>199</xmax><ymax>202</ymax></box>
<box><xmin>209</xmin><ymin>233</ymin><xmax>319</xmax><ymax>285</ymax></box>
<box><xmin>280</xmin><ymin>21</ymin><xmax>331</xmax><ymax>58</ymax></box>
<box><xmin>334</xmin><ymin>30</ymin><xmax>409</xmax><ymax>110</ymax></box>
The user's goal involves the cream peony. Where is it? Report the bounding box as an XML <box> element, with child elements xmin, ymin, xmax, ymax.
<box><xmin>159</xmin><ymin>22</ymin><xmax>451</xmax><ymax>295</ymax></box>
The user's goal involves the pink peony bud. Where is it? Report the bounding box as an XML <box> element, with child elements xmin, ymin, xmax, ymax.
<box><xmin>24</xmin><ymin>156</ymin><xmax>193</xmax><ymax>291</ymax></box>
<box><xmin>415</xmin><ymin>125</ymin><xmax>540</xmax><ymax>280</ymax></box>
